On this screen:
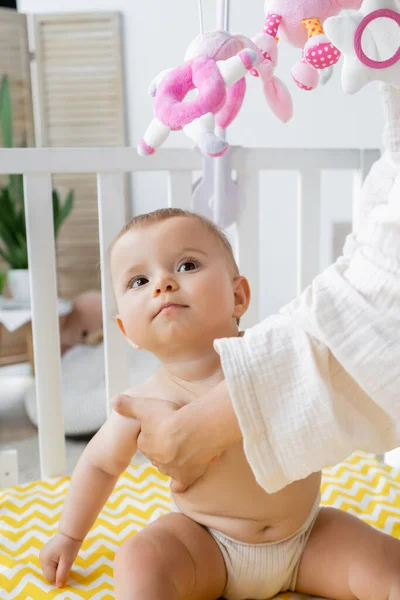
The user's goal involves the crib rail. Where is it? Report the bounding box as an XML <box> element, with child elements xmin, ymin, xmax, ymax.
<box><xmin>0</xmin><ymin>146</ymin><xmax>380</xmax><ymax>482</ymax></box>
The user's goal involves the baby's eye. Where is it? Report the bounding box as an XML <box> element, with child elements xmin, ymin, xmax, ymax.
<box><xmin>178</xmin><ymin>260</ymin><xmax>199</xmax><ymax>272</ymax></box>
<box><xmin>128</xmin><ymin>276</ymin><xmax>149</xmax><ymax>289</ymax></box>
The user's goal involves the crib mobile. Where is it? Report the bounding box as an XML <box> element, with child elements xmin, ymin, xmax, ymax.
<box><xmin>138</xmin><ymin>0</ymin><xmax>400</xmax><ymax>159</ymax></box>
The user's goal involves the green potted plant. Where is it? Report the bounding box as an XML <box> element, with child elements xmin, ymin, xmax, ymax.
<box><xmin>0</xmin><ymin>74</ymin><xmax>74</xmax><ymax>304</ymax></box>
<box><xmin>0</xmin><ymin>269</ymin><xmax>6</xmax><ymax>296</ymax></box>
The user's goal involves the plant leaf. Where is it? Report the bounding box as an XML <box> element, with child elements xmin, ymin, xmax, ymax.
<box><xmin>0</xmin><ymin>208</ymin><xmax>21</xmax><ymax>249</ymax></box>
<box><xmin>0</xmin><ymin>74</ymin><xmax>13</xmax><ymax>148</ymax></box>
<box><xmin>0</xmin><ymin>189</ymin><xmax>19</xmax><ymax>238</ymax></box>
<box><xmin>52</xmin><ymin>189</ymin><xmax>60</xmax><ymax>236</ymax></box>
<box><xmin>0</xmin><ymin>75</ymin><xmax>74</xmax><ymax>268</ymax></box>
<box><xmin>9</xmin><ymin>173</ymin><xmax>24</xmax><ymax>204</ymax></box>
<box><xmin>0</xmin><ymin>247</ymin><xmax>13</xmax><ymax>266</ymax></box>
<box><xmin>57</xmin><ymin>190</ymin><xmax>74</xmax><ymax>231</ymax></box>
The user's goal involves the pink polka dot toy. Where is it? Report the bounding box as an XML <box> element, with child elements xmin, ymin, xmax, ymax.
<box><xmin>258</xmin><ymin>0</ymin><xmax>363</xmax><ymax>91</ymax></box>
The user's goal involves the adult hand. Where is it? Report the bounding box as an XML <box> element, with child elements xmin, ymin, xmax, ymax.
<box><xmin>112</xmin><ymin>393</ymin><xmax>180</xmax><ymax>470</ymax></box>
<box><xmin>111</xmin><ymin>380</ymin><xmax>242</xmax><ymax>493</ymax></box>
<box><xmin>111</xmin><ymin>393</ymin><xmax>214</xmax><ymax>492</ymax></box>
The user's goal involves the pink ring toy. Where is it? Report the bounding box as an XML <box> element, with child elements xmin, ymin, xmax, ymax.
<box><xmin>354</xmin><ymin>9</ymin><xmax>400</xmax><ymax>70</ymax></box>
<box><xmin>154</xmin><ymin>56</ymin><xmax>227</xmax><ymax>131</ymax></box>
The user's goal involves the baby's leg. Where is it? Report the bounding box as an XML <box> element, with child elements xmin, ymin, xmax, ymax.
<box><xmin>295</xmin><ymin>506</ymin><xmax>400</xmax><ymax>599</ymax></box>
<box><xmin>113</xmin><ymin>512</ymin><xmax>226</xmax><ymax>600</ymax></box>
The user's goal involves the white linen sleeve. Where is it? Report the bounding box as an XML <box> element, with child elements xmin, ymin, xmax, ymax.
<box><xmin>214</xmin><ymin>85</ymin><xmax>400</xmax><ymax>493</ymax></box>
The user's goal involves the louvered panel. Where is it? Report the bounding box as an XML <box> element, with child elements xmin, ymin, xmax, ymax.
<box><xmin>52</xmin><ymin>174</ymin><xmax>100</xmax><ymax>297</ymax></box>
<box><xmin>34</xmin><ymin>12</ymin><xmax>127</xmax><ymax>299</ymax></box>
<box><xmin>0</xmin><ymin>8</ymin><xmax>34</xmax><ymax>150</ymax></box>
<box><xmin>0</xmin><ymin>9</ymin><xmax>33</xmax><ymax>300</ymax></box>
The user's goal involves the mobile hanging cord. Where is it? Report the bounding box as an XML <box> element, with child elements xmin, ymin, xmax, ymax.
<box><xmin>190</xmin><ymin>0</ymin><xmax>242</xmax><ymax>230</ymax></box>
<box><xmin>198</xmin><ymin>0</ymin><xmax>204</xmax><ymax>34</ymax></box>
<box><xmin>214</xmin><ymin>0</ymin><xmax>230</xmax><ymax>226</ymax></box>
<box><xmin>218</xmin><ymin>0</ymin><xmax>229</xmax><ymax>31</ymax></box>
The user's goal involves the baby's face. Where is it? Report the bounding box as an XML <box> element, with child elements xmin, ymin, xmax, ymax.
<box><xmin>110</xmin><ymin>217</ymin><xmax>240</xmax><ymax>355</ymax></box>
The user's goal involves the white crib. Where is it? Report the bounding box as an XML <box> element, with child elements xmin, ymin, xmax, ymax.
<box><xmin>0</xmin><ymin>145</ymin><xmax>380</xmax><ymax>486</ymax></box>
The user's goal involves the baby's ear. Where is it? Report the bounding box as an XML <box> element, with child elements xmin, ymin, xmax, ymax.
<box><xmin>115</xmin><ymin>316</ymin><xmax>141</xmax><ymax>350</ymax></box>
<box><xmin>115</xmin><ymin>315</ymin><xmax>126</xmax><ymax>336</ymax></box>
<box><xmin>232</xmin><ymin>276</ymin><xmax>251</xmax><ymax>319</ymax></box>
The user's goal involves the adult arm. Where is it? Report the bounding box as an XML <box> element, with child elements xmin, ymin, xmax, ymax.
<box><xmin>214</xmin><ymin>84</ymin><xmax>400</xmax><ymax>492</ymax></box>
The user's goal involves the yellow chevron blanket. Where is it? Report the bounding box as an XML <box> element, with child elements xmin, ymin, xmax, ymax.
<box><xmin>1</xmin><ymin>451</ymin><xmax>399</xmax><ymax>599</ymax></box>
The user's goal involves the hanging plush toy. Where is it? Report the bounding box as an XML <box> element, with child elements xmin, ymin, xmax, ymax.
<box><xmin>138</xmin><ymin>28</ymin><xmax>294</xmax><ymax>158</ymax></box>
<box><xmin>137</xmin><ymin>45</ymin><xmax>257</xmax><ymax>158</ymax></box>
<box><xmin>184</xmin><ymin>31</ymin><xmax>293</xmax><ymax>123</ymax></box>
<box><xmin>324</xmin><ymin>0</ymin><xmax>400</xmax><ymax>93</ymax></box>
<box><xmin>257</xmin><ymin>0</ymin><xmax>364</xmax><ymax>91</ymax></box>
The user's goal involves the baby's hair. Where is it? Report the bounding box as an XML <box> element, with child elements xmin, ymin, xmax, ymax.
<box><xmin>109</xmin><ymin>207</ymin><xmax>240</xmax><ymax>279</ymax></box>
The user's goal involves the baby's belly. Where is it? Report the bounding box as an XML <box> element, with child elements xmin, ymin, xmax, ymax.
<box><xmin>172</xmin><ymin>442</ymin><xmax>321</xmax><ymax>544</ymax></box>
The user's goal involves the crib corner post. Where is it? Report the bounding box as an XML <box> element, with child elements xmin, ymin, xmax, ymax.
<box><xmin>0</xmin><ymin>450</ymin><xmax>19</xmax><ymax>488</ymax></box>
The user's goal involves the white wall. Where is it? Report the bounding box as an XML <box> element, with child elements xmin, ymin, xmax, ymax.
<box><xmin>18</xmin><ymin>0</ymin><xmax>384</xmax><ymax>316</ymax></box>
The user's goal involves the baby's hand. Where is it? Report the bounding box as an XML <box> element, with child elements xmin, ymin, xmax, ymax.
<box><xmin>40</xmin><ymin>531</ymin><xmax>82</xmax><ymax>588</ymax></box>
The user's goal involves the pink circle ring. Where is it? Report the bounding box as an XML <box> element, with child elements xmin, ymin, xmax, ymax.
<box><xmin>354</xmin><ymin>9</ymin><xmax>400</xmax><ymax>69</ymax></box>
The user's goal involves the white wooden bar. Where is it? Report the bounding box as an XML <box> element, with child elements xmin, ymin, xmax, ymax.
<box><xmin>233</xmin><ymin>148</ymin><xmax>364</xmax><ymax>173</ymax></box>
<box><xmin>352</xmin><ymin>149</ymin><xmax>381</xmax><ymax>231</ymax></box>
<box><xmin>213</xmin><ymin>151</ymin><xmax>229</xmax><ymax>226</ymax></box>
<box><xmin>0</xmin><ymin>450</ymin><xmax>18</xmax><ymax>488</ymax></box>
<box><xmin>0</xmin><ymin>147</ymin><xmax>375</xmax><ymax>175</ymax></box>
<box><xmin>24</xmin><ymin>173</ymin><xmax>67</xmax><ymax>479</ymax></box>
<box><xmin>236</xmin><ymin>168</ymin><xmax>260</xmax><ymax>329</ymax></box>
<box><xmin>297</xmin><ymin>169</ymin><xmax>321</xmax><ymax>294</ymax></box>
<box><xmin>97</xmin><ymin>172</ymin><xmax>131</xmax><ymax>409</ymax></box>
<box><xmin>0</xmin><ymin>148</ymin><xmax>202</xmax><ymax>174</ymax></box>
<box><xmin>167</xmin><ymin>171</ymin><xmax>193</xmax><ymax>210</ymax></box>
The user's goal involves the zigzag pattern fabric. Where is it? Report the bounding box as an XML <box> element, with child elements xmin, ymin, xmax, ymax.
<box><xmin>0</xmin><ymin>451</ymin><xmax>399</xmax><ymax>599</ymax></box>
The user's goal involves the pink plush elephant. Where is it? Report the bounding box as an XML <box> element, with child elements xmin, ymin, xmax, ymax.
<box><xmin>259</xmin><ymin>0</ymin><xmax>363</xmax><ymax>90</ymax></box>
<box><xmin>185</xmin><ymin>31</ymin><xmax>293</xmax><ymax>125</ymax></box>
<box><xmin>138</xmin><ymin>30</ymin><xmax>293</xmax><ymax>158</ymax></box>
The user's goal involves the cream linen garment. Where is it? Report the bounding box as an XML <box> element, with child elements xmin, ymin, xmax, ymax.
<box><xmin>214</xmin><ymin>84</ymin><xmax>400</xmax><ymax>494</ymax></box>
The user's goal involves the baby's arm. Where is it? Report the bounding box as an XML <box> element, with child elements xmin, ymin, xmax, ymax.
<box><xmin>59</xmin><ymin>410</ymin><xmax>140</xmax><ymax>540</ymax></box>
<box><xmin>40</xmin><ymin>409</ymin><xmax>140</xmax><ymax>588</ymax></box>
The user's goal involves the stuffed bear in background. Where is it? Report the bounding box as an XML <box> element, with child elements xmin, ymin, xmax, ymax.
<box><xmin>59</xmin><ymin>290</ymin><xmax>103</xmax><ymax>354</ymax></box>
<box><xmin>25</xmin><ymin>290</ymin><xmax>107</xmax><ymax>436</ymax></box>
<box><xmin>25</xmin><ymin>287</ymin><xmax>160</xmax><ymax>436</ymax></box>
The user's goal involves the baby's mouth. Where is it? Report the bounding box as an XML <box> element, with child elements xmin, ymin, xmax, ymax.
<box><xmin>154</xmin><ymin>303</ymin><xmax>188</xmax><ymax>318</ymax></box>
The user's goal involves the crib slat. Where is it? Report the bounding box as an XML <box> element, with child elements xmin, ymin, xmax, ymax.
<box><xmin>97</xmin><ymin>172</ymin><xmax>131</xmax><ymax>411</ymax></box>
<box><xmin>297</xmin><ymin>169</ymin><xmax>321</xmax><ymax>295</ymax></box>
<box><xmin>352</xmin><ymin>149</ymin><xmax>381</xmax><ymax>231</ymax></box>
<box><xmin>97</xmin><ymin>173</ymin><xmax>129</xmax><ymax>413</ymax></box>
<box><xmin>167</xmin><ymin>171</ymin><xmax>193</xmax><ymax>210</ymax></box>
<box><xmin>24</xmin><ymin>173</ymin><xmax>67</xmax><ymax>479</ymax></box>
<box><xmin>236</xmin><ymin>169</ymin><xmax>259</xmax><ymax>329</ymax></box>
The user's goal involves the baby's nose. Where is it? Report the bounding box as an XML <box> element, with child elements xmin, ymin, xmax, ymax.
<box><xmin>156</xmin><ymin>283</ymin><xmax>173</xmax><ymax>293</ymax></box>
<box><xmin>154</xmin><ymin>277</ymin><xmax>178</xmax><ymax>295</ymax></box>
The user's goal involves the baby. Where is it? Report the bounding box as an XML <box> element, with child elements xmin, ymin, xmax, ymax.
<box><xmin>40</xmin><ymin>208</ymin><xmax>400</xmax><ymax>600</ymax></box>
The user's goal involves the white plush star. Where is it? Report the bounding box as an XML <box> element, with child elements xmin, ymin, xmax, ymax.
<box><xmin>324</xmin><ymin>0</ymin><xmax>400</xmax><ymax>93</ymax></box>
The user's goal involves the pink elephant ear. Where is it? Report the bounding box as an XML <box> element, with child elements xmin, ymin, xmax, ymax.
<box><xmin>215</xmin><ymin>77</ymin><xmax>246</xmax><ymax>129</ymax></box>
<box><xmin>263</xmin><ymin>76</ymin><xmax>293</xmax><ymax>123</ymax></box>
